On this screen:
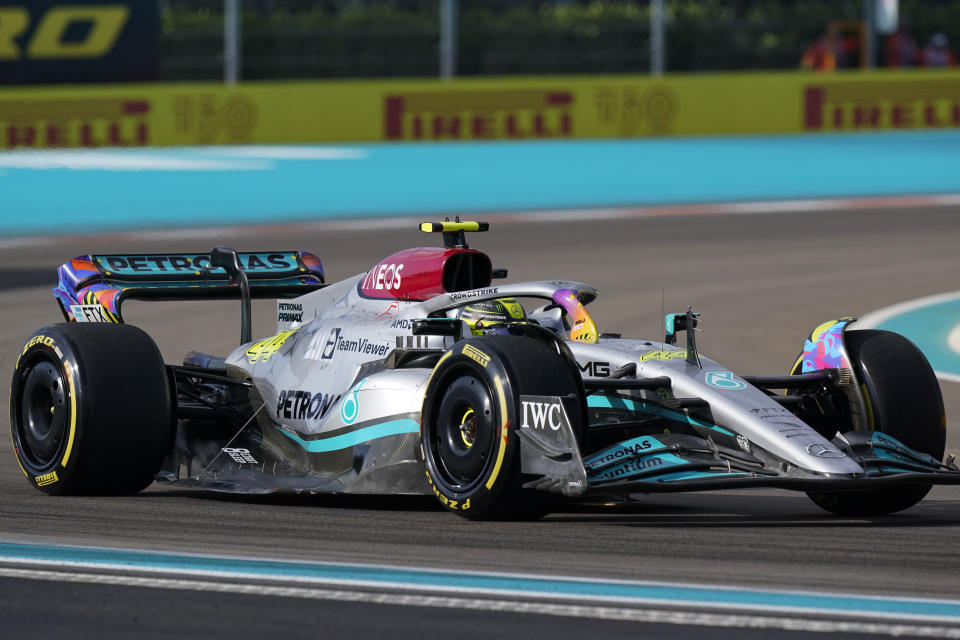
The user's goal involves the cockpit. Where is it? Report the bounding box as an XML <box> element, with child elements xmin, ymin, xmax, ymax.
<box><xmin>439</xmin><ymin>284</ymin><xmax>601</xmax><ymax>344</ymax></box>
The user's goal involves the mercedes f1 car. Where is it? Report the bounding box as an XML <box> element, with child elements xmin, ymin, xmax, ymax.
<box><xmin>10</xmin><ymin>221</ymin><xmax>960</xmax><ymax>518</ymax></box>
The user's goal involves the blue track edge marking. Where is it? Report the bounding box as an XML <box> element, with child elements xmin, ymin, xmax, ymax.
<box><xmin>873</xmin><ymin>301</ymin><xmax>960</xmax><ymax>379</ymax></box>
<box><xmin>4</xmin><ymin>130</ymin><xmax>960</xmax><ymax>236</ymax></box>
<box><xmin>857</xmin><ymin>292</ymin><xmax>960</xmax><ymax>381</ymax></box>
<box><xmin>2</xmin><ymin>541</ymin><xmax>960</xmax><ymax>621</ymax></box>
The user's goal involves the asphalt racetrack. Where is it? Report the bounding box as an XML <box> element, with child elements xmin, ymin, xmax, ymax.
<box><xmin>2</xmin><ymin>204</ymin><xmax>960</xmax><ymax>638</ymax></box>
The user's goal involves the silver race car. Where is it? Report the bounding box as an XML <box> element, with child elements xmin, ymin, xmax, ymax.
<box><xmin>10</xmin><ymin>221</ymin><xmax>960</xmax><ymax>518</ymax></box>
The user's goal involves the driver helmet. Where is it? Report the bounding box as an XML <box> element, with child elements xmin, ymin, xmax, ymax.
<box><xmin>458</xmin><ymin>298</ymin><xmax>526</xmax><ymax>335</ymax></box>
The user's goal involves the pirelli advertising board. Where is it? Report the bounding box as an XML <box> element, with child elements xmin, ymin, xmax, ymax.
<box><xmin>0</xmin><ymin>69</ymin><xmax>958</xmax><ymax>148</ymax></box>
<box><xmin>0</xmin><ymin>0</ymin><xmax>158</xmax><ymax>84</ymax></box>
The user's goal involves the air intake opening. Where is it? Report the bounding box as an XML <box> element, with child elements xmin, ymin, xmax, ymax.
<box><xmin>443</xmin><ymin>252</ymin><xmax>492</xmax><ymax>292</ymax></box>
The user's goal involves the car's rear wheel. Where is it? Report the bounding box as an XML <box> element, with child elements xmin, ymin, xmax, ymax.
<box><xmin>804</xmin><ymin>329</ymin><xmax>945</xmax><ymax>515</ymax></box>
<box><xmin>420</xmin><ymin>335</ymin><xmax>583</xmax><ymax>520</ymax></box>
<box><xmin>10</xmin><ymin>323</ymin><xmax>173</xmax><ymax>495</ymax></box>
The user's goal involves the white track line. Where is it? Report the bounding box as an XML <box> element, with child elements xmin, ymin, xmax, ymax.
<box><xmin>857</xmin><ymin>291</ymin><xmax>960</xmax><ymax>330</ymax></box>
<box><xmin>0</xmin><ymin>151</ymin><xmax>272</xmax><ymax>171</ymax></box>
<box><xmin>0</xmin><ymin>237</ymin><xmax>55</xmax><ymax>249</ymax></box>
<box><xmin>857</xmin><ymin>291</ymin><xmax>960</xmax><ymax>385</ymax></box>
<box><xmin>949</xmin><ymin>324</ymin><xmax>960</xmax><ymax>356</ymax></box>
<box><xmin>195</xmin><ymin>146</ymin><xmax>368</xmax><ymax>159</ymax></box>
<box><xmin>5</xmin><ymin>192</ymin><xmax>960</xmax><ymax>249</ymax></box>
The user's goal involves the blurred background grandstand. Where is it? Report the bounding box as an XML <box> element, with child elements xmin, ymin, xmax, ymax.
<box><xmin>155</xmin><ymin>0</ymin><xmax>960</xmax><ymax>81</ymax></box>
<box><xmin>2</xmin><ymin>1</ymin><xmax>958</xmax><ymax>171</ymax></box>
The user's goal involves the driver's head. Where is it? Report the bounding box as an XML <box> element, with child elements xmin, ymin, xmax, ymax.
<box><xmin>458</xmin><ymin>298</ymin><xmax>526</xmax><ymax>335</ymax></box>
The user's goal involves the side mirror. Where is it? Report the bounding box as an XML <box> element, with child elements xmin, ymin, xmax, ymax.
<box><xmin>664</xmin><ymin>308</ymin><xmax>701</xmax><ymax>368</ymax></box>
<box><xmin>412</xmin><ymin>318</ymin><xmax>463</xmax><ymax>337</ymax></box>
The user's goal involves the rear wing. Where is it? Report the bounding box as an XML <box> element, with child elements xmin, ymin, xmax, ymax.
<box><xmin>53</xmin><ymin>250</ymin><xmax>325</xmax><ymax>323</ymax></box>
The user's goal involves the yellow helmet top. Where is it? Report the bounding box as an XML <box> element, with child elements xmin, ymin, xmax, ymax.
<box><xmin>458</xmin><ymin>298</ymin><xmax>526</xmax><ymax>335</ymax></box>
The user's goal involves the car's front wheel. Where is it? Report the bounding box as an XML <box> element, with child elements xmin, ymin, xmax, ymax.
<box><xmin>804</xmin><ymin>329</ymin><xmax>945</xmax><ymax>515</ymax></box>
<box><xmin>420</xmin><ymin>335</ymin><xmax>583</xmax><ymax>520</ymax></box>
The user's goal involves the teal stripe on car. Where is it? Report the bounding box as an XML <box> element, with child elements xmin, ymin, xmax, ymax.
<box><xmin>639</xmin><ymin>470</ymin><xmax>752</xmax><ymax>482</ymax></box>
<box><xmin>587</xmin><ymin>395</ymin><xmax>734</xmax><ymax>436</ymax></box>
<box><xmin>277</xmin><ymin>418</ymin><xmax>420</xmax><ymax>453</ymax></box>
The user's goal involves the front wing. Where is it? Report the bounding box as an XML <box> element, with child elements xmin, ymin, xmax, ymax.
<box><xmin>523</xmin><ymin>428</ymin><xmax>960</xmax><ymax>496</ymax></box>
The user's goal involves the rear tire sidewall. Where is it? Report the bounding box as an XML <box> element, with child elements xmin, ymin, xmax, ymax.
<box><xmin>11</xmin><ymin>340</ymin><xmax>73</xmax><ymax>488</ymax></box>
<box><xmin>10</xmin><ymin>323</ymin><xmax>173</xmax><ymax>495</ymax></box>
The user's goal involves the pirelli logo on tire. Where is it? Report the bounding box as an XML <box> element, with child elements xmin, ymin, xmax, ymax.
<box><xmin>461</xmin><ymin>344</ymin><xmax>490</xmax><ymax>368</ymax></box>
<box><xmin>34</xmin><ymin>471</ymin><xmax>58</xmax><ymax>486</ymax></box>
<box><xmin>0</xmin><ymin>1</ymin><xmax>158</xmax><ymax>84</ymax></box>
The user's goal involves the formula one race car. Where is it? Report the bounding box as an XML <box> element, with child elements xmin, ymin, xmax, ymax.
<box><xmin>10</xmin><ymin>221</ymin><xmax>960</xmax><ymax>518</ymax></box>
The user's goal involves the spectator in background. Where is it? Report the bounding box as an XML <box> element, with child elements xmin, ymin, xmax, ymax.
<box><xmin>884</xmin><ymin>25</ymin><xmax>918</xmax><ymax>67</ymax></box>
<box><xmin>801</xmin><ymin>29</ymin><xmax>846</xmax><ymax>71</ymax></box>
<box><xmin>920</xmin><ymin>32</ymin><xmax>958</xmax><ymax>68</ymax></box>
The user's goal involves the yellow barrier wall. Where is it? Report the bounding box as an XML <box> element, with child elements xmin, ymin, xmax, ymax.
<box><xmin>1</xmin><ymin>70</ymin><xmax>959</xmax><ymax>149</ymax></box>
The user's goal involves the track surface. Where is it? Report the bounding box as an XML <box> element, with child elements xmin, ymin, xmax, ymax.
<box><xmin>2</xmin><ymin>205</ymin><xmax>960</xmax><ymax>635</ymax></box>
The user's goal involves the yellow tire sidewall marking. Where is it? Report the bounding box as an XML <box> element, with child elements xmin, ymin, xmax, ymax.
<box><xmin>60</xmin><ymin>359</ymin><xmax>78</xmax><ymax>467</ymax></box>
<box><xmin>485</xmin><ymin>374</ymin><xmax>509</xmax><ymax>490</ymax></box>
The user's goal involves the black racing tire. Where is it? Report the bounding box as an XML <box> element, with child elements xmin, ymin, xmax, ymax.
<box><xmin>805</xmin><ymin>329</ymin><xmax>946</xmax><ymax>516</ymax></box>
<box><xmin>420</xmin><ymin>335</ymin><xmax>584</xmax><ymax>520</ymax></box>
<box><xmin>10</xmin><ymin>323</ymin><xmax>173</xmax><ymax>495</ymax></box>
